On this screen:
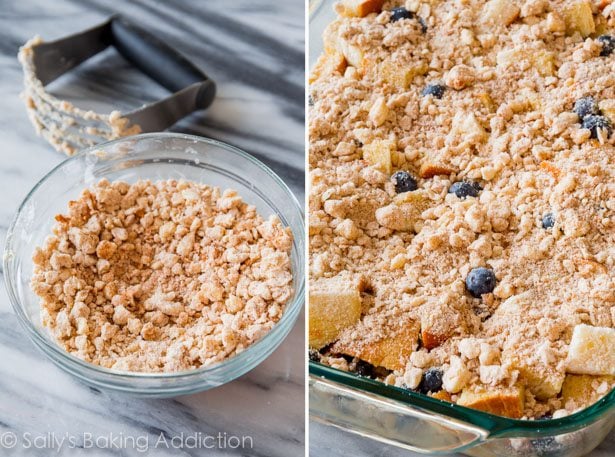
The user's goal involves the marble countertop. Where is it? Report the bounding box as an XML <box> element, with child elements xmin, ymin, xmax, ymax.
<box><xmin>0</xmin><ymin>1</ymin><xmax>304</xmax><ymax>456</ymax></box>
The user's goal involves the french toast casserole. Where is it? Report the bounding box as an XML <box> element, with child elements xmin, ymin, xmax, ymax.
<box><xmin>308</xmin><ymin>0</ymin><xmax>615</xmax><ymax>419</ymax></box>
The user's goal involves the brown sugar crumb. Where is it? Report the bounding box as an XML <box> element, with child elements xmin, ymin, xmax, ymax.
<box><xmin>31</xmin><ymin>179</ymin><xmax>294</xmax><ymax>372</ymax></box>
<box><xmin>309</xmin><ymin>0</ymin><xmax>615</xmax><ymax>419</ymax></box>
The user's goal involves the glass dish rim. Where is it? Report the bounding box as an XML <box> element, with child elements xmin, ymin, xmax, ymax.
<box><xmin>310</xmin><ymin>362</ymin><xmax>615</xmax><ymax>437</ymax></box>
<box><xmin>4</xmin><ymin>132</ymin><xmax>305</xmax><ymax>381</ymax></box>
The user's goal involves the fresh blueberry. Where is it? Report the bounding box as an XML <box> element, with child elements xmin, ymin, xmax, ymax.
<box><xmin>422</xmin><ymin>84</ymin><xmax>446</xmax><ymax>99</ymax></box>
<box><xmin>465</xmin><ymin>267</ymin><xmax>497</xmax><ymax>297</ymax></box>
<box><xmin>598</xmin><ymin>35</ymin><xmax>615</xmax><ymax>56</ymax></box>
<box><xmin>541</xmin><ymin>213</ymin><xmax>555</xmax><ymax>229</ymax></box>
<box><xmin>583</xmin><ymin>114</ymin><xmax>613</xmax><ymax>139</ymax></box>
<box><xmin>355</xmin><ymin>360</ymin><xmax>376</xmax><ymax>378</ymax></box>
<box><xmin>391</xmin><ymin>171</ymin><xmax>418</xmax><ymax>193</ymax></box>
<box><xmin>309</xmin><ymin>349</ymin><xmax>321</xmax><ymax>362</ymax></box>
<box><xmin>390</xmin><ymin>7</ymin><xmax>414</xmax><ymax>22</ymax></box>
<box><xmin>448</xmin><ymin>181</ymin><xmax>482</xmax><ymax>198</ymax></box>
<box><xmin>419</xmin><ymin>368</ymin><xmax>444</xmax><ymax>394</ymax></box>
<box><xmin>573</xmin><ymin>96</ymin><xmax>600</xmax><ymax>120</ymax></box>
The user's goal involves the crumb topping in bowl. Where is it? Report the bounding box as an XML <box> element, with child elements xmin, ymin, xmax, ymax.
<box><xmin>32</xmin><ymin>178</ymin><xmax>294</xmax><ymax>372</ymax></box>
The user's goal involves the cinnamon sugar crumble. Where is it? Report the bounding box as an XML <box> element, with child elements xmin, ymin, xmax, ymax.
<box><xmin>309</xmin><ymin>0</ymin><xmax>615</xmax><ymax>419</ymax></box>
<box><xmin>32</xmin><ymin>179</ymin><xmax>293</xmax><ymax>372</ymax></box>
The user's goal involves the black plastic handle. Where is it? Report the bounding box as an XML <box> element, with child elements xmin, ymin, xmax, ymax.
<box><xmin>110</xmin><ymin>15</ymin><xmax>214</xmax><ymax>109</ymax></box>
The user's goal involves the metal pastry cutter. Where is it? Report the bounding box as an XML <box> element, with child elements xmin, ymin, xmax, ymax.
<box><xmin>19</xmin><ymin>15</ymin><xmax>216</xmax><ymax>155</ymax></box>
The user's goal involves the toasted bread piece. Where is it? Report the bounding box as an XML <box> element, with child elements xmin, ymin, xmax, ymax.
<box><xmin>333</xmin><ymin>319</ymin><xmax>420</xmax><ymax>371</ymax></box>
<box><xmin>420</xmin><ymin>301</ymin><xmax>465</xmax><ymax>350</ymax></box>
<box><xmin>481</xmin><ymin>0</ymin><xmax>520</xmax><ymax>27</ymax></box>
<box><xmin>431</xmin><ymin>390</ymin><xmax>453</xmax><ymax>402</ymax></box>
<box><xmin>309</xmin><ymin>276</ymin><xmax>362</xmax><ymax>348</ymax></box>
<box><xmin>376</xmin><ymin>190</ymin><xmax>431</xmax><ymax>232</ymax></box>
<box><xmin>321</xmin><ymin>19</ymin><xmax>367</xmax><ymax>71</ymax></box>
<box><xmin>533</xmin><ymin>50</ymin><xmax>557</xmax><ymax>77</ymax></box>
<box><xmin>562</xmin><ymin>0</ymin><xmax>595</xmax><ymax>37</ymax></box>
<box><xmin>336</xmin><ymin>0</ymin><xmax>385</xmax><ymax>18</ymax></box>
<box><xmin>566</xmin><ymin>324</ymin><xmax>615</xmax><ymax>376</ymax></box>
<box><xmin>378</xmin><ymin>59</ymin><xmax>428</xmax><ymax>90</ymax></box>
<box><xmin>363</xmin><ymin>140</ymin><xmax>393</xmax><ymax>174</ymax></box>
<box><xmin>561</xmin><ymin>374</ymin><xmax>614</xmax><ymax>408</ymax></box>
<box><xmin>450</xmin><ymin>112</ymin><xmax>487</xmax><ymax>145</ymax></box>
<box><xmin>310</xmin><ymin>52</ymin><xmax>347</xmax><ymax>83</ymax></box>
<box><xmin>419</xmin><ymin>162</ymin><xmax>455</xmax><ymax>179</ymax></box>
<box><xmin>509</xmin><ymin>357</ymin><xmax>565</xmax><ymax>400</ymax></box>
<box><xmin>458</xmin><ymin>386</ymin><xmax>525</xmax><ymax>418</ymax></box>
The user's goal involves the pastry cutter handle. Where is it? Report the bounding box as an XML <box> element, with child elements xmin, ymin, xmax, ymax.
<box><xmin>110</xmin><ymin>15</ymin><xmax>215</xmax><ymax>111</ymax></box>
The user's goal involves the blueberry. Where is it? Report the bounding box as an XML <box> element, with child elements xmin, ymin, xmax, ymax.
<box><xmin>309</xmin><ymin>349</ymin><xmax>321</xmax><ymax>362</ymax></box>
<box><xmin>390</xmin><ymin>7</ymin><xmax>414</xmax><ymax>22</ymax></box>
<box><xmin>573</xmin><ymin>96</ymin><xmax>600</xmax><ymax>120</ymax></box>
<box><xmin>354</xmin><ymin>360</ymin><xmax>376</xmax><ymax>378</ymax></box>
<box><xmin>465</xmin><ymin>267</ymin><xmax>496</xmax><ymax>297</ymax></box>
<box><xmin>541</xmin><ymin>213</ymin><xmax>555</xmax><ymax>229</ymax></box>
<box><xmin>419</xmin><ymin>368</ymin><xmax>443</xmax><ymax>394</ymax></box>
<box><xmin>422</xmin><ymin>84</ymin><xmax>446</xmax><ymax>99</ymax></box>
<box><xmin>391</xmin><ymin>171</ymin><xmax>418</xmax><ymax>193</ymax></box>
<box><xmin>308</xmin><ymin>94</ymin><xmax>314</xmax><ymax>106</ymax></box>
<box><xmin>583</xmin><ymin>114</ymin><xmax>613</xmax><ymax>139</ymax></box>
<box><xmin>598</xmin><ymin>35</ymin><xmax>615</xmax><ymax>56</ymax></box>
<box><xmin>448</xmin><ymin>181</ymin><xmax>482</xmax><ymax>198</ymax></box>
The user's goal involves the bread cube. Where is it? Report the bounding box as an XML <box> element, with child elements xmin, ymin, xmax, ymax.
<box><xmin>336</xmin><ymin>0</ymin><xmax>385</xmax><ymax>18</ymax></box>
<box><xmin>482</xmin><ymin>0</ymin><xmax>520</xmax><ymax>27</ymax></box>
<box><xmin>420</xmin><ymin>302</ymin><xmax>464</xmax><ymax>350</ymax></box>
<box><xmin>450</xmin><ymin>112</ymin><xmax>487</xmax><ymax>144</ymax></box>
<box><xmin>322</xmin><ymin>18</ymin><xmax>367</xmax><ymax>71</ymax></box>
<box><xmin>458</xmin><ymin>386</ymin><xmax>525</xmax><ymax>418</ymax></box>
<box><xmin>309</xmin><ymin>276</ymin><xmax>362</xmax><ymax>348</ymax></box>
<box><xmin>563</xmin><ymin>1</ymin><xmax>595</xmax><ymax>37</ymax></box>
<box><xmin>338</xmin><ymin>38</ymin><xmax>365</xmax><ymax>69</ymax></box>
<box><xmin>566</xmin><ymin>324</ymin><xmax>615</xmax><ymax>376</ymax></box>
<box><xmin>333</xmin><ymin>320</ymin><xmax>420</xmax><ymax>371</ymax></box>
<box><xmin>310</xmin><ymin>52</ymin><xmax>347</xmax><ymax>83</ymax></box>
<box><xmin>561</xmin><ymin>374</ymin><xmax>614</xmax><ymax>408</ymax></box>
<box><xmin>534</xmin><ymin>50</ymin><xmax>557</xmax><ymax>77</ymax></box>
<box><xmin>363</xmin><ymin>140</ymin><xmax>393</xmax><ymax>174</ymax></box>
<box><xmin>378</xmin><ymin>60</ymin><xmax>427</xmax><ymax>90</ymax></box>
<box><xmin>376</xmin><ymin>191</ymin><xmax>431</xmax><ymax>232</ymax></box>
<box><xmin>509</xmin><ymin>358</ymin><xmax>565</xmax><ymax>400</ymax></box>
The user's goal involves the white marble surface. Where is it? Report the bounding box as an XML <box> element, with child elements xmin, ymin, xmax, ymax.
<box><xmin>0</xmin><ymin>1</ymin><xmax>304</xmax><ymax>456</ymax></box>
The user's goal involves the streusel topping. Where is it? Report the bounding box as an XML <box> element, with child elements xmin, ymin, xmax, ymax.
<box><xmin>32</xmin><ymin>179</ymin><xmax>293</xmax><ymax>372</ymax></box>
<box><xmin>309</xmin><ymin>0</ymin><xmax>614</xmax><ymax>419</ymax></box>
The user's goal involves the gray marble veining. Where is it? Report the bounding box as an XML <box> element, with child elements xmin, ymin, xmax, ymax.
<box><xmin>0</xmin><ymin>0</ymin><xmax>304</xmax><ymax>456</ymax></box>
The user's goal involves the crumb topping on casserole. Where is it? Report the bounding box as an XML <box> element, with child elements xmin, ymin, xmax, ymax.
<box><xmin>32</xmin><ymin>179</ymin><xmax>293</xmax><ymax>372</ymax></box>
<box><xmin>309</xmin><ymin>0</ymin><xmax>615</xmax><ymax>419</ymax></box>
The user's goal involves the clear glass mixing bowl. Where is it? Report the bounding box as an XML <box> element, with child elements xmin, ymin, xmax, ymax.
<box><xmin>3</xmin><ymin>133</ymin><xmax>305</xmax><ymax>397</ymax></box>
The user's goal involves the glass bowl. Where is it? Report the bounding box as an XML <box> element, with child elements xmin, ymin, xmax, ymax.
<box><xmin>308</xmin><ymin>1</ymin><xmax>614</xmax><ymax>456</ymax></box>
<box><xmin>3</xmin><ymin>132</ymin><xmax>304</xmax><ymax>397</ymax></box>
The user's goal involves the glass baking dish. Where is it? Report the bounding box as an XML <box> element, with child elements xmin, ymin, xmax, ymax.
<box><xmin>310</xmin><ymin>363</ymin><xmax>615</xmax><ymax>456</ymax></box>
<box><xmin>308</xmin><ymin>1</ymin><xmax>615</xmax><ymax>455</ymax></box>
